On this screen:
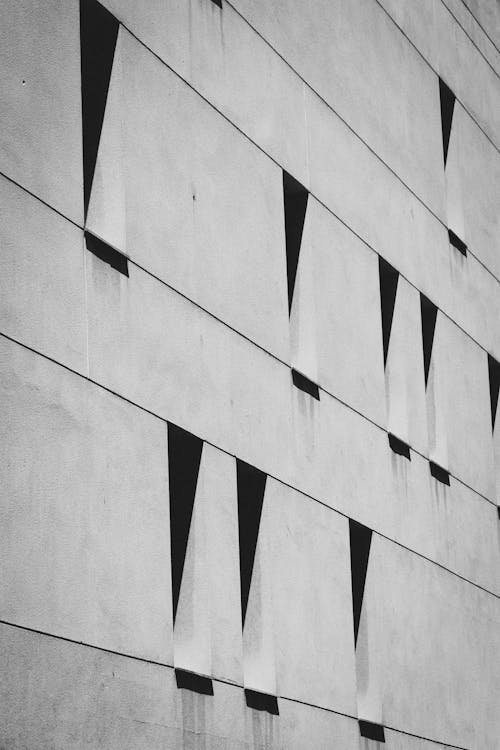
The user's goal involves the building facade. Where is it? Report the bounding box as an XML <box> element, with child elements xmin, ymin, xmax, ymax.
<box><xmin>1</xmin><ymin>0</ymin><xmax>500</xmax><ymax>747</ymax></box>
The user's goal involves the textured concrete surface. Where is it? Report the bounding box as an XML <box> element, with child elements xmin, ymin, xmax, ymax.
<box><xmin>1</xmin><ymin>0</ymin><xmax>499</xmax><ymax>747</ymax></box>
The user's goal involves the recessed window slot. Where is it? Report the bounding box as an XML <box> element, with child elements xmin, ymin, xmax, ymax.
<box><xmin>359</xmin><ymin>720</ymin><xmax>386</xmax><ymax>742</ymax></box>
<box><xmin>448</xmin><ymin>229</ymin><xmax>467</xmax><ymax>256</ymax></box>
<box><xmin>388</xmin><ymin>433</ymin><xmax>411</xmax><ymax>460</ymax></box>
<box><xmin>85</xmin><ymin>232</ymin><xmax>129</xmax><ymax>276</ymax></box>
<box><xmin>429</xmin><ymin>461</ymin><xmax>450</xmax><ymax>486</ymax></box>
<box><xmin>244</xmin><ymin>689</ymin><xmax>279</xmax><ymax>715</ymax></box>
<box><xmin>175</xmin><ymin>669</ymin><xmax>213</xmax><ymax>696</ymax></box>
<box><xmin>291</xmin><ymin>369</ymin><xmax>320</xmax><ymax>400</ymax></box>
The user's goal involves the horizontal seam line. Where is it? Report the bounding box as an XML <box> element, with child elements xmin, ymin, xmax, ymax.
<box><xmin>0</xmin><ymin>619</ymin><xmax>471</xmax><ymax>749</ymax></box>
<box><xmin>1</xmin><ymin>330</ymin><xmax>498</xmax><ymax>600</ymax></box>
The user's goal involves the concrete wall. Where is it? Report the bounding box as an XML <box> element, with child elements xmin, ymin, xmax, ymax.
<box><xmin>1</xmin><ymin>0</ymin><xmax>499</xmax><ymax>747</ymax></box>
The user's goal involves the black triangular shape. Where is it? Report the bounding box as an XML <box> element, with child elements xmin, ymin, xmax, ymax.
<box><xmin>439</xmin><ymin>78</ymin><xmax>455</xmax><ymax>167</ymax></box>
<box><xmin>168</xmin><ymin>423</ymin><xmax>203</xmax><ymax>622</ymax></box>
<box><xmin>420</xmin><ymin>294</ymin><xmax>438</xmax><ymax>388</ymax></box>
<box><xmin>488</xmin><ymin>354</ymin><xmax>500</xmax><ymax>431</ymax></box>
<box><xmin>80</xmin><ymin>0</ymin><xmax>119</xmax><ymax>218</ymax></box>
<box><xmin>236</xmin><ymin>459</ymin><xmax>267</xmax><ymax>627</ymax></box>
<box><xmin>283</xmin><ymin>171</ymin><xmax>309</xmax><ymax>314</ymax></box>
<box><xmin>349</xmin><ymin>519</ymin><xmax>372</xmax><ymax>646</ymax></box>
<box><xmin>379</xmin><ymin>257</ymin><xmax>399</xmax><ymax>366</ymax></box>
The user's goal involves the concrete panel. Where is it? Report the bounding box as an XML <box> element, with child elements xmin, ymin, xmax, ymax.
<box><xmin>305</xmin><ymin>87</ymin><xmax>446</xmax><ymax>308</ymax></box>
<box><xmin>309</xmin><ymin>199</ymin><xmax>385</xmax><ymax>425</ymax></box>
<box><xmin>356</xmin><ymin>535</ymin><xmax>500</xmax><ymax>748</ymax></box>
<box><xmin>289</xmin><ymin>203</ymin><xmax>319</xmax><ymax>384</ymax></box>
<box><xmin>289</xmin><ymin>384</ymin><xmax>391</xmax><ymax>532</ymax></box>
<box><xmin>0</xmin><ymin>337</ymin><xmax>172</xmax><ymax>663</ymax></box>
<box><xmin>0</xmin><ymin>176</ymin><xmax>87</xmax><ymax>373</ymax></box>
<box><xmin>231</xmin><ymin>0</ymin><xmax>445</xmax><ymax>217</ymax></box>
<box><xmin>449</xmin><ymin>107</ymin><xmax>500</xmax><ymax>279</ymax></box>
<box><xmin>0</xmin><ymin>0</ymin><xmax>83</xmax><ymax>223</ymax></box>
<box><xmin>85</xmin><ymin>254</ymin><xmax>293</xmax><ymax>482</ymax></box>
<box><xmin>242</xmin><ymin>480</ymin><xmax>277</xmax><ymax>697</ymax></box>
<box><xmin>265</xmin><ymin>480</ymin><xmax>357</xmax><ymax>713</ymax></box>
<box><xmin>377</xmin><ymin>0</ymin><xmax>500</xmax><ymax>149</ymax></box>
<box><xmin>0</xmin><ymin>622</ymin><xmax>382</xmax><ymax>749</ymax></box>
<box><xmin>86</xmin><ymin>28</ymin><xmax>289</xmax><ymax>361</ymax></box>
<box><xmin>174</xmin><ymin>444</ymin><xmax>242</xmax><ymax>684</ymax></box>
<box><xmin>385</xmin><ymin>449</ymin><xmax>500</xmax><ymax>596</ymax></box>
<box><xmin>443</xmin><ymin>0</ymin><xmax>500</xmax><ymax>74</ymax></box>
<box><xmin>189</xmin><ymin>1</ymin><xmax>309</xmax><ymax>186</ymax></box>
<box><xmin>385</xmin><ymin>278</ymin><xmax>428</xmax><ymax>455</ymax></box>
<box><xmin>428</xmin><ymin>314</ymin><xmax>494</xmax><ymax>499</ymax></box>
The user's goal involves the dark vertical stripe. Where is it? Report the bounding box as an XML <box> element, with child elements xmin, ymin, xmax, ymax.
<box><xmin>349</xmin><ymin>519</ymin><xmax>372</xmax><ymax>646</ymax></box>
<box><xmin>283</xmin><ymin>171</ymin><xmax>308</xmax><ymax>314</ymax></box>
<box><xmin>237</xmin><ymin>459</ymin><xmax>267</xmax><ymax>627</ymax></box>
<box><xmin>439</xmin><ymin>78</ymin><xmax>455</xmax><ymax>167</ymax></box>
<box><xmin>379</xmin><ymin>257</ymin><xmax>399</xmax><ymax>367</ymax></box>
<box><xmin>420</xmin><ymin>294</ymin><xmax>438</xmax><ymax>388</ymax></box>
<box><xmin>80</xmin><ymin>0</ymin><xmax>119</xmax><ymax>218</ymax></box>
<box><xmin>168</xmin><ymin>423</ymin><xmax>203</xmax><ymax>622</ymax></box>
<box><xmin>488</xmin><ymin>354</ymin><xmax>500</xmax><ymax>432</ymax></box>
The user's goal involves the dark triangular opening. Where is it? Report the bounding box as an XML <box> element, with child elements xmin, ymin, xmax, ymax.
<box><xmin>379</xmin><ymin>257</ymin><xmax>399</xmax><ymax>367</ymax></box>
<box><xmin>245</xmin><ymin>689</ymin><xmax>279</xmax><ymax>715</ymax></box>
<box><xmin>420</xmin><ymin>294</ymin><xmax>438</xmax><ymax>388</ymax></box>
<box><xmin>168</xmin><ymin>423</ymin><xmax>203</xmax><ymax>623</ymax></box>
<box><xmin>283</xmin><ymin>170</ymin><xmax>308</xmax><ymax>314</ymax></box>
<box><xmin>439</xmin><ymin>78</ymin><xmax>455</xmax><ymax>167</ymax></box>
<box><xmin>488</xmin><ymin>354</ymin><xmax>500</xmax><ymax>431</ymax></box>
<box><xmin>80</xmin><ymin>0</ymin><xmax>119</xmax><ymax>218</ymax></box>
<box><xmin>237</xmin><ymin>459</ymin><xmax>267</xmax><ymax>627</ymax></box>
<box><xmin>359</xmin><ymin>720</ymin><xmax>385</xmax><ymax>742</ymax></box>
<box><xmin>291</xmin><ymin>368</ymin><xmax>320</xmax><ymax>400</ymax></box>
<box><xmin>349</xmin><ymin>519</ymin><xmax>372</xmax><ymax>646</ymax></box>
<box><xmin>85</xmin><ymin>231</ymin><xmax>129</xmax><ymax>276</ymax></box>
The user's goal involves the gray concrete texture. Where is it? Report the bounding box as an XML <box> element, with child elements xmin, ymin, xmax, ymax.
<box><xmin>1</xmin><ymin>0</ymin><xmax>499</xmax><ymax>747</ymax></box>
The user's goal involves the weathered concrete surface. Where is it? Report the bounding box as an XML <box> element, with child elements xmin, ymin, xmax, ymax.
<box><xmin>0</xmin><ymin>176</ymin><xmax>87</xmax><ymax>373</ymax></box>
<box><xmin>87</xmin><ymin>27</ymin><xmax>290</xmax><ymax>362</ymax></box>
<box><xmin>357</xmin><ymin>535</ymin><xmax>500</xmax><ymax>748</ymax></box>
<box><xmin>0</xmin><ymin>0</ymin><xmax>83</xmax><ymax>223</ymax></box>
<box><xmin>0</xmin><ymin>337</ymin><xmax>172</xmax><ymax>663</ymax></box>
<box><xmin>174</xmin><ymin>444</ymin><xmax>242</xmax><ymax>684</ymax></box>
